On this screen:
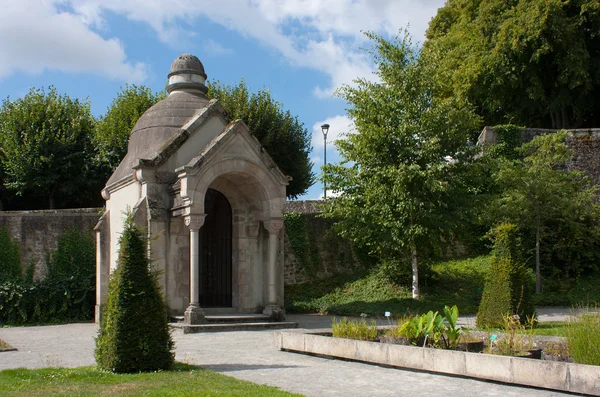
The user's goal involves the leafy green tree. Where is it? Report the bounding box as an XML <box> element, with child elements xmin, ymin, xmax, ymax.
<box><xmin>489</xmin><ymin>131</ymin><xmax>600</xmax><ymax>293</ymax></box>
<box><xmin>0</xmin><ymin>87</ymin><xmax>97</xmax><ymax>209</ymax></box>
<box><xmin>95</xmin><ymin>215</ymin><xmax>174</xmax><ymax>373</ymax></box>
<box><xmin>94</xmin><ymin>85</ymin><xmax>164</xmax><ymax>172</ymax></box>
<box><xmin>323</xmin><ymin>32</ymin><xmax>480</xmax><ymax>299</ymax></box>
<box><xmin>424</xmin><ymin>0</ymin><xmax>600</xmax><ymax>129</ymax></box>
<box><xmin>207</xmin><ymin>80</ymin><xmax>314</xmax><ymax>198</ymax></box>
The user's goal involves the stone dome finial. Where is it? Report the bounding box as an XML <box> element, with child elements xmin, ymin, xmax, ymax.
<box><xmin>167</xmin><ymin>54</ymin><xmax>208</xmax><ymax>96</ymax></box>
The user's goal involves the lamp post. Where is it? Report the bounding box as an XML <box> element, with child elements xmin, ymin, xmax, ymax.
<box><xmin>321</xmin><ymin>123</ymin><xmax>330</xmax><ymax>199</ymax></box>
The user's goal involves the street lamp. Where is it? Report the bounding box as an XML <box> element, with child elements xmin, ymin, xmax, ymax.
<box><xmin>321</xmin><ymin>123</ymin><xmax>330</xmax><ymax>199</ymax></box>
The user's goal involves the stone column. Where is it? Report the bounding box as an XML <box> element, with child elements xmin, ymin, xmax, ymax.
<box><xmin>95</xmin><ymin>229</ymin><xmax>104</xmax><ymax>324</ymax></box>
<box><xmin>184</xmin><ymin>214</ymin><xmax>206</xmax><ymax>325</ymax></box>
<box><xmin>263</xmin><ymin>219</ymin><xmax>284</xmax><ymax>319</ymax></box>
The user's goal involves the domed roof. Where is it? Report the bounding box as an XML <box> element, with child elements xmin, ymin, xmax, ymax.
<box><xmin>106</xmin><ymin>54</ymin><xmax>213</xmax><ymax>187</ymax></box>
<box><xmin>169</xmin><ymin>54</ymin><xmax>207</xmax><ymax>79</ymax></box>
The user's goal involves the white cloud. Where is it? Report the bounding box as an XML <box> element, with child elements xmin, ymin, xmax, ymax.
<box><xmin>0</xmin><ymin>0</ymin><xmax>147</xmax><ymax>82</ymax></box>
<box><xmin>204</xmin><ymin>39</ymin><xmax>234</xmax><ymax>56</ymax></box>
<box><xmin>312</xmin><ymin>114</ymin><xmax>355</xmax><ymax>150</ymax></box>
<box><xmin>19</xmin><ymin>0</ymin><xmax>445</xmax><ymax>96</ymax></box>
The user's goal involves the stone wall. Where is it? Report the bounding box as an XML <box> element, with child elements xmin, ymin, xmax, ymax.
<box><xmin>478</xmin><ymin>127</ymin><xmax>600</xmax><ymax>183</ymax></box>
<box><xmin>0</xmin><ymin>202</ymin><xmax>360</xmax><ymax>286</ymax></box>
<box><xmin>0</xmin><ymin>208</ymin><xmax>100</xmax><ymax>279</ymax></box>
<box><xmin>282</xmin><ymin>200</ymin><xmax>366</xmax><ymax>285</ymax></box>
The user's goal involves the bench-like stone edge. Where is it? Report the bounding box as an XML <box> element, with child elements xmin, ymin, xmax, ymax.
<box><xmin>278</xmin><ymin>331</ymin><xmax>600</xmax><ymax>396</ymax></box>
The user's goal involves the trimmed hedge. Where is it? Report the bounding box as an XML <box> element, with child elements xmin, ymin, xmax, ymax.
<box><xmin>95</xmin><ymin>216</ymin><xmax>174</xmax><ymax>373</ymax></box>
<box><xmin>477</xmin><ymin>224</ymin><xmax>535</xmax><ymax>328</ymax></box>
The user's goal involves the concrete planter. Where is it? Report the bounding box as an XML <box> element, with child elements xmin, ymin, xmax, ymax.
<box><xmin>278</xmin><ymin>331</ymin><xmax>600</xmax><ymax>396</ymax></box>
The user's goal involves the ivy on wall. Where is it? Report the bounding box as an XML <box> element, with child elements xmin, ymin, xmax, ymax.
<box><xmin>284</xmin><ymin>212</ymin><xmax>322</xmax><ymax>277</ymax></box>
<box><xmin>0</xmin><ymin>226</ymin><xmax>21</xmax><ymax>284</ymax></box>
<box><xmin>488</xmin><ymin>125</ymin><xmax>523</xmax><ymax>159</ymax></box>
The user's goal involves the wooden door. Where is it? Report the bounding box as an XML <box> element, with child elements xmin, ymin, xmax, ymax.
<box><xmin>199</xmin><ymin>188</ymin><xmax>232</xmax><ymax>307</ymax></box>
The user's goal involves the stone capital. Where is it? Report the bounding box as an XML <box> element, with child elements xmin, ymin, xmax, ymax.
<box><xmin>184</xmin><ymin>214</ymin><xmax>206</xmax><ymax>230</ymax></box>
<box><xmin>263</xmin><ymin>219</ymin><xmax>284</xmax><ymax>235</ymax></box>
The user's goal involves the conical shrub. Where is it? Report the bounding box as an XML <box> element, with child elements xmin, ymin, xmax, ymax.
<box><xmin>477</xmin><ymin>223</ymin><xmax>535</xmax><ymax>328</ymax></box>
<box><xmin>95</xmin><ymin>216</ymin><xmax>174</xmax><ymax>372</ymax></box>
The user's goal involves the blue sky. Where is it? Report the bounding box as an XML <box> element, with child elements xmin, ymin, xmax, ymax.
<box><xmin>0</xmin><ymin>0</ymin><xmax>445</xmax><ymax>200</ymax></box>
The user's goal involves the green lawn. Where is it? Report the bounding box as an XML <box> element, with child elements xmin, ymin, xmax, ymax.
<box><xmin>0</xmin><ymin>364</ymin><xmax>303</xmax><ymax>397</ymax></box>
<box><xmin>285</xmin><ymin>255</ymin><xmax>490</xmax><ymax>317</ymax></box>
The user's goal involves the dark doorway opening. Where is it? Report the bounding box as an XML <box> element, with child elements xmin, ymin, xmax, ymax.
<box><xmin>200</xmin><ymin>188</ymin><xmax>232</xmax><ymax>307</ymax></box>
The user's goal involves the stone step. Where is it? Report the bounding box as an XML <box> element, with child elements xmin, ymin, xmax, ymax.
<box><xmin>171</xmin><ymin>314</ymin><xmax>274</xmax><ymax>324</ymax></box>
<box><xmin>171</xmin><ymin>321</ymin><xmax>299</xmax><ymax>334</ymax></box>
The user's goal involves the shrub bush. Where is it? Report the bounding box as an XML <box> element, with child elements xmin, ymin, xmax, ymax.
<box><xmin>476</xmin><ymin>224</ymin><xmax>535</xmax><ymax>328</ymax></box>
<box><xmin>95</xmin><ymin>216</ymin><xmax>174</xmax><ymax>373</ymax></box>
<box><xmin>0</xmin><ymin>226</ymin><xmax>21</xmax><ymax>283</ymax></box>
<box><xmin>0</xmin><ymin>228</ymin><xmax>95</xmax><ymax>325</ymax></box>
<box><xmin>331</xmin><ymin>317</ymin><xmax>377</xmax><ymax>341</ymax></box>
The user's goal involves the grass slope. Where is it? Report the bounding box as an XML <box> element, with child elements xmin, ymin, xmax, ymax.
<box><xmin>0</xmin><ymin>364</ymin><xmax>302</xmax><ymax>397</ymax></box>
<box><xmin>285</xmin><ymin>256</ymin><xmax>491</xmax><ymax>316</ymax></box>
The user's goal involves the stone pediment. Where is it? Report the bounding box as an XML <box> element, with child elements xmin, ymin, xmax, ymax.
<box><xmin>176</xmin><ymin>119</ymin><xmax>290</xmax><ymax>185</ymax></box>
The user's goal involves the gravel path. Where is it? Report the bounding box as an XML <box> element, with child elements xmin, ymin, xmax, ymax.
<box><xmin>0</xmin><ymin>311</ymin><xmax>578</xmax><ymax>397</ymax></box>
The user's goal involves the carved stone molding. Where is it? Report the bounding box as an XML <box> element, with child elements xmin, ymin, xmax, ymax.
<box><xmin>184</xmin><ymin>214</ymin><xmax>206</xmax><ymax>230</ymax></box>
<box><xmin>263</xmin><ymin>219</ymin><xmax>284</xmax><ymax>235</ymax></box>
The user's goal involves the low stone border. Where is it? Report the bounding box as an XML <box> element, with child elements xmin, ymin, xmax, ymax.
<box><xmin>278</xmin><ymin>331</ymin><xmax>600</xmax><ymax>396</ymax></box>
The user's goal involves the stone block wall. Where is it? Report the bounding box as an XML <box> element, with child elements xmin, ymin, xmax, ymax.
<box><xmin>0</xmin><ymin>208</ymin><xmax>100</xmax><ymax>279</ymax></box>
<box><xmin>0</xmin><ymin>202</ymin><xmax>362</xmax><ymax>286</ymax></box>
<box><xmin>282</xmin><ymin>200</ymin><xmax>366</xmax><ymax>285</ymax></box>
<box><xmin>478</xmin><ymin>127</ymin><xmax>600</xmax><ymax>183</ymax></box>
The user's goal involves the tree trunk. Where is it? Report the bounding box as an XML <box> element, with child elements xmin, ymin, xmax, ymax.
<box><xmin>535</xmin><ymin>215</ymin><xmax>541</xmax><ymax>294</ymax></box>
<box><xmin>411</xmin><ymin>243</ymin><xmax>419</xmax><ymax>300</ymax></box>
<box><xmin>49</xmin><ymin>193</ymin><xmax>55</xmax><ymax>209</ymax></box>
<box><xmin>561</xmin><ymin>106</ymin><xmax>569</xmax><ymax>129</ymax></box>
<box><xmin>550</xmin><ymin>112</ymin><xmax>557</xmax><ymax>129</ymax></box>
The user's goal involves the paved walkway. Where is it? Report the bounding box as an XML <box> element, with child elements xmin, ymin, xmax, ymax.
<box><xmin>0</xmin><ymin>311</ymin><xmax>577</xmax><ymax>397</ymax></box>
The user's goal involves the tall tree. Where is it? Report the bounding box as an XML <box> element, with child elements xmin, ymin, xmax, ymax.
<box><xmin>424</xmin><ymin>0</ymin><xmax>600</xmax><ymax>129</ymax></box>
<box><xmin>94</xmin><ymin>85</ymin><xmax>164</xmax><ymax>172</ymax></box>
<box><xmin>489</xmin><ymin>131</ymin><xmax>600</xmax><ymax>292</ymax></box>
<box><xmin>0</xmin><ymin>87</ymin><xmax>97</xmax><ymax>209</ymax></box>
<box><xmin>207</xmin><ymin>80</ymin><xmax>314</xmax><ymax>198</ymax></box>
<box><xmin>323</xmin><ymin>32</ymin><xmax>480</xmax><ymax>299</ymax></box>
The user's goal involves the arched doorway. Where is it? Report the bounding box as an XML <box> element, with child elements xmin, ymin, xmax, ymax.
<box><xmin>200</xmin><ymin>188</ymin><xmax>232</xmax><ymax>307</ymax></box>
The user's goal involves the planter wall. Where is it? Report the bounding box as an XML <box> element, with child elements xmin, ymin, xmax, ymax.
<box><xmin>278</xmin><ymin>331</ymin><xmax>600</xmax><ymax>396</ymax></box>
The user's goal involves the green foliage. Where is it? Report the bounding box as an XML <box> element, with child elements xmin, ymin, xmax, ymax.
<box><xmin>94</xmin><ymin>84</ymin><xmax>164</xmax><ymax>172</ymax></box>
<box><xmin>485</xmin><ymin>125</ymin><xmax>523</xmax><ymax>160</ymax></box>
<box><xmin>0</xmin><ymin>226</ymin><xmax>21</xmax><ymax>283</ymax></box>
<box><xmin>331</xmin><ymin>317</ymin><xmax>378</xmax><ymax>341</ymax></box>
<box><xmin>488</xmin><ymin>131</ymin><xmax>600</xmax><ymax>290</ymax></box>
<box><xmin>566</xmin><ymin>307</ymin><xmax>600</xmax><ymax>365</ymax></box>
<box><xmin>286</xmin><ymin>255</ymin><xmax>491</xmax><ymax>316</ymax></box>
<box><xmin>283</xmin><ymin>212</ymin><xmax>322</xmax><ymax>276</ymax></box>
<box><xmin>477</xmin><ymin>224</ymin><xmax>535</xmax><ymax>328</ymax></box>
<box><xmin>395</xmin><ymin>305</ymin><xmax>464</xmax><ymax>349</ymax></box>
<box><xmin>424</xmin><ymin>0</ymin><xmax>600</xmax><ymax>128</ymax></box>
<box><xmin>47</xmin><ymin>229</ymin><xmax>95</xmax><ymax>282</ymax></box>
<box><xmin>0</xmin><ymin>229</ymin><xmax>95</xmax><ymax>325</ymax></box>
<box><xmin>0</xmin><ymin>277</ymin><xmax>94</xmax><ymax>325</ymax></box>
<box><xmin>0</xmin><ymin>87</ymin><xmax>98</xmax><ymax>209</ymax></box>
<box><xmin>323</xmin><ymin>31</ymin><xmax>481</xmax><ymax>300</ymax></box>
<box><xmin>207</xmin><ymin>80</ymin><xmax>314</xmax><ymax>198</ymax></box>
<box><xmin>95</xmin><ymin>216</ymin><xmax>174</xmax><ymax>373</ymax></box>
